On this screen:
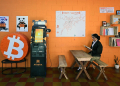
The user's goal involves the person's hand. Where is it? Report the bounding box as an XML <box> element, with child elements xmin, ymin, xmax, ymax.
<box><xmin>89</xmin><ymin>49</ymin><xmax>92</xmax><ymax>51</ymax></box>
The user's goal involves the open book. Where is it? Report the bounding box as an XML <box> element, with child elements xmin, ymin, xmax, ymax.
<box><xmin>84</xmin><ymin>45</ymin><xmax>92</xmax><ymax>50</ymax></box>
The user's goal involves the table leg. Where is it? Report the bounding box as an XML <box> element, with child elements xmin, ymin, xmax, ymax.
<box><xmin>75</xmin><ymin>61</ymin><xmax>91</xmax><ymax>80</ymax></box>
<box><xmin>71</xmin><ymin>61</ymin><xmax>76</xmax><ymax>69</ymax></box>
<box><xmin>75</xmin><ymin>68</ymin><xmax>83</xmax><ymax>80</ymax></box>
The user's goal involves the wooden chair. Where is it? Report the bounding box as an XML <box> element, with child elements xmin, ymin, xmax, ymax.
<box><xmin>58</xmin><ymin>55</ymin><xmax>68</xmax><ymax>79</ymax></box>
<box><xmin>92</xmin><ymin>59</ymin><xmax>108</xmax><ymax>80</ymax></box>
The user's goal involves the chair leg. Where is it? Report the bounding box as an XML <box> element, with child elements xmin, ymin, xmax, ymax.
<box><xmin>96</xmin><ymin>67</ymin><xmax>108</xmax><ymax>80</ymax></box>
<box><xmin>59</xmin><ymin>68</ymin><xmax>63</xmax><ymax>79</ymax></box>
<box><xmin>63</xmin><ymin>68</ymin><xmax>68</xmax><ymax>79</ymax></box>
<box><xmin>59</xmin><ymin>67</ymin><xmax>68</xmax><ymax>79</ymax></box>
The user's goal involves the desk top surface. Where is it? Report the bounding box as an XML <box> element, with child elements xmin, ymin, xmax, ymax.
<box><xmin>70</xmin><ymin>50</ymin><xmax>93</xmax><ymax>61</ymax></box>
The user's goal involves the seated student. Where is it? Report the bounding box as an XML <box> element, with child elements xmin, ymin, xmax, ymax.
<box><xmin>77</xmin><ymin>33</ymin><xmax>103</xmax><ymax>70</ymax></box>
<box><xmin>87</xmin><ymin>33</ymin><xmax>103</xmax><ymax>69</ymax></box>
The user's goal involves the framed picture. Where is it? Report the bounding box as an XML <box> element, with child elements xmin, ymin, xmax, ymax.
<box><xmin>116</xmin><ymin>10</ymin><xmax>120</xmax><ymax>15</ymax></box>
<box><xmin>102</xmin><ymin>21</ymin><xmax>107</xmax><ymax>26</ymax></box>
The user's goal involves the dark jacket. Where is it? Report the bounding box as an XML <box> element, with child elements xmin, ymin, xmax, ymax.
<box><xmin>89</xmin><ymin>40</ymin><xmax>103</xmax><ymax>56</ymax></box>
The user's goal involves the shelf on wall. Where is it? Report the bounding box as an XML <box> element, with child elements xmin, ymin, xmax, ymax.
<box><xmin>100</xmin><ymin>26</ymin><xmax>118</xmax><ymax>36</ymax></box>
<box><xmin>109</xmin><ymin>37</ymin><xmax>120</xmax><ymax>47</ymax></box>
<box><xmin>110</xmin><ymin>15</ymin><xmax>120</xmax><ymax>24</ymax></box>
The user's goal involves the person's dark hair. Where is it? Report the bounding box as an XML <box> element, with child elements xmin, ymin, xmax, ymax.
<box><xmin>92</xmin><ymin>34</ymin><xmax>100</xmax><ymax>40</ymax></box>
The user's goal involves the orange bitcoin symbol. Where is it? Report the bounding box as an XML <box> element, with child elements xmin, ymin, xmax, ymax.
<box><xmin>0</xmin><ymin>33</ymin><xmax>29</xmax><ymax>61</ymax></box>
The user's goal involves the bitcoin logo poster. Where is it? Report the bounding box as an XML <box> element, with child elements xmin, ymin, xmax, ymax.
<box><xmin>0</xmin><ymin>33</ymin><xmax>28</xmax><ymax>61</ymax></box>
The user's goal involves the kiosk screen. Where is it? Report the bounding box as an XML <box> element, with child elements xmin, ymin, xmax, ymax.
<box><xmin>35</xmin><ymin>29</ymin><xmax>43</xmax><ymax>42</ymax></box>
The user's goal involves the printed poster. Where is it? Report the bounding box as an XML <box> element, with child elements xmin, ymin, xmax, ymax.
<box><xmin>100</xmin><ymin>7</ymin><xmax>107</xmax><ymax>13</ymax></box>
<box><xmin>56</xmin><ymin>11</ymin><xmax>86</xmax><ymax>37</ymax></box>
<box><xmin>100</xmin><ymin>7</ymin><xmax>114</xmax><ymax>13</ymax></box>
<box><xmin>16</xmin><ymin>16</ymin><xmax>28</xmax><ymax>32</ymax></box>
<box><xmin>0</xmin><ymin>16</ymin><xmax>9</xmax><ymax>32</ymax></box>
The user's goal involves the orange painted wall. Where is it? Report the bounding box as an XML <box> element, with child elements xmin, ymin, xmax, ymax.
<box><xmin>0</xmin><ymin>0</ymin><xmax>120</xmax><ymax>67</ymax></box>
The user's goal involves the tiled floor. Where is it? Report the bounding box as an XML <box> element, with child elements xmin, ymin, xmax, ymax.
<box><xmin>0</xmin><ymin>67</ymin><xmax>120</xmax><ymax>86</ymax></box>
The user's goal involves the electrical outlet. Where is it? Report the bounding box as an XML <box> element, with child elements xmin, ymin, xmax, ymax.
<box><xmin>47</xmin><ymin>34</ymin><xmax>49</xmax><ymax>37</ymax></box>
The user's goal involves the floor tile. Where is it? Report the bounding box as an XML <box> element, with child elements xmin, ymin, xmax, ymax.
<box><xmin>110</xmin><ymin>77</ymin><xmax>120</xmax><ymax>82</ymax></box>
<box><xmin>13</xmin><ymin>74</ymin><xmax>22</xmax><ymax>77</ymax></box>
<box><xmin>0</xmin><ymin>78</ymin><xmax>3</xmax><ymax>81</ymax></box>
<box><xmin>53</xmin><ymin>70</ymin><xmax>59</xmax><ymax>74</ymax></box>
<box><xmin>88</xmin><ymin>82</ymin><xmax>100</xmax><ymax>86</ymax></box>
<box><xmin>96</xmin><ymin>78</ymin><xmax>105</xmax><ymax>82</ymax></box>
<box><xmin>71</xmin><ymin>82</ymin><xmax>81</xmax><ymax>86</ymax></box>
<box><xmin>78</xmin><ymin>78</ymin><xmax>87</xmax><ymax>82</ymax></box>
<box><xmin>18</xmin><ymin>78</ymin><xmax>28</xmax><ymax>82</ymax></box>
<box><xmin>25</xmin><ymin>82</ymin><xmax>34</xmax><ymax>86</ymax></box>
<box><xmin>43</xmin><ymin>82</ymin><xmax>53</xmax><ymax>86</ymax></box>
<box><xmin>62</xmin><ymin>82</ymin><xmax>71</xmax><ymax>86</ymax></box>
<box><xmin>1</xmin><ymin>78</ymin><xmax>11</xmax><ymax>82</ymax></box>
<box><xmin>0</xmin><ymin>68</ymin><xmax>119</xmax><ymax>86</ymax></box>
<box><xmin>44</xmin><ymin>78</ymin><xmax>52</xmax><ymax>82</ymax></box>
<box><xmin>0</xmin><ymin>74</ymin><xmax>6</xmax><ymax>78</ymax></box>
<box><xmin>80</xmin><ymin>82</ymin><xmax>90</xmax><ymax>86</ymax></box>
<box><xmin>0</xmin><ymin>82</ymin><xmax>8</xmax><ymax>86</ymax></box>
<box><xmin>53</xmin><ymin>78</ymin><xmax>61</xmax><ymax>82</ymax></box>
<box><xmin>47</xmin><ymin>68</ymin><xmax>52</xmax><ymax>71</ymax></box>
<box><xmin>46</xmin><ymin>70</ymin><xmax>53</xmax><ymax>74</ymax></box>
<box><xmin>35</xmin><ymin>78</ymin><xmax>44</xmax><ymax>82</ymax></box>
<box><xmin>98</xmin><ymin>82</ymin><xmax>109</xmax><ymax>86</ymax></box>
<box><xmin>21</xmin><ymin>74</ymin><xmax>30</xmax><ymax>78</ymax></box>
<box><xmin>61</xmin><ymin>78</ymin><xmax>70</xmax><ymax>82</ymax></box>
<box><xmin>34</xmin><ymin>82</ymin><xmax>44</xmax><ymax>86</ymax></box>
<box><xmin>26</xmin><ymin>78</ymin><xmax>36</xmax><ymax>82</ymax></box>
<box><xmin>46</xmin><ymin>74</ymin><xmax>53</xmax><ymax>78</ymax></box>
<box><xmin>53</xmin><ymin>82</ymin><xmax>62</xmax><ymax>86</ymax></box>
<box><xmin>67</xmin><ymin>74</ymin><xmax>76</xmax><ymax>78</ymax></box>
<box><xmin>9</xmin><ymin>78</ymin><xmax>19</xmax><ymax>82</ymax></box>
<box><xmin>106</xmin><ymin>82</ymin><xmax>118</xmax><ymax>86</ymax></box>
<box><xmin>53</xmin><ymin>74</ymin><xmax>59</xmax><ymax>78</ymax></box>
<box><xmin>116</xmin><ymin>82</ymin><xmax>120</xmax><ymax>86</ymax></box>
<box><xmin>5</xmin><ymin>75</ymin><xmax>14</xmax><ymax>78</ymax></box>
<box><xmin>15</xmin><ymin>82</ymin><xmax>26</xmax><ymax>86</ymax></box>
<box><xmin>6</xmin><ymin>82</ymin><xmax>16</xmax><ymax>86</ymax></box>
<box><xmin>69</xmin><ymin>78</ymin><xmax>78</xmax><ymax>82</ymax></box>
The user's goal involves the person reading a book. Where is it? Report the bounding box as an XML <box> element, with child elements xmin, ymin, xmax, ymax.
<box><xmin>77</xmin><ymin>33</ymin><xmax>103</xmax><ymax>71</ymax></box>
<box><xmin>87</xmin><ymin>33</ymin><xmax>103</xmax><ymax>69</ymax></box>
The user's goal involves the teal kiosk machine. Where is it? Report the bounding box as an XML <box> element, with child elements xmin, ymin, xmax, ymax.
<box><xmin>30</xmin><ymin>20</ymin><xmax>51</xmax><ymax>77</ymax></box>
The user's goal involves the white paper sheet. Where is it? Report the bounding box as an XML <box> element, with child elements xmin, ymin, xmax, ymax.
<box><xmin>108</xmin><ymin>28</ymin><xmax>114</xmax><ymax>35</ymax></box>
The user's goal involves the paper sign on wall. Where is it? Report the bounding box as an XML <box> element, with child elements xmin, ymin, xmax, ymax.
<box><xmin>16</xmin><ymin>16</ymin><xmax>28</xmax><ymax>32</ymax></box>
<box><xmin>100</xmin><ymin>7</ymin><xmax>107</xmax><ymax>13</ymax></box>
<box><xmin>100</xmin><ymin>7</ymin><xmax>114</xmax><ymax>13</ymax></box>
<box><xmin>56</xmin><ymin>11</ymin><xmax>86</xmax><ymax>37</ymax></box>
<box><xmin>0</xmin><ymin>16</ymin><xmax>9</xmax><ymax>32</ymax></box>
<box><xmin>107</xmin><ymin>7</ymin><xmax>114</xmax><ymax>13</ymax></box>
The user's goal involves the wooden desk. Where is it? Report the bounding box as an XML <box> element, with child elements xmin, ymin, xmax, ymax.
<box><xmin>70</xmin><ymin>50</ymin><xmax>93</xmax><ymax>80</ymax></box>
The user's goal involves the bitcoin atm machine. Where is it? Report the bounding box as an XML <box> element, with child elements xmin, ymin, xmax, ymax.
<box><xmin>30</xmin><ymin>20</ymin><xmax>51</xmax><ymax>77</ymax></box>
